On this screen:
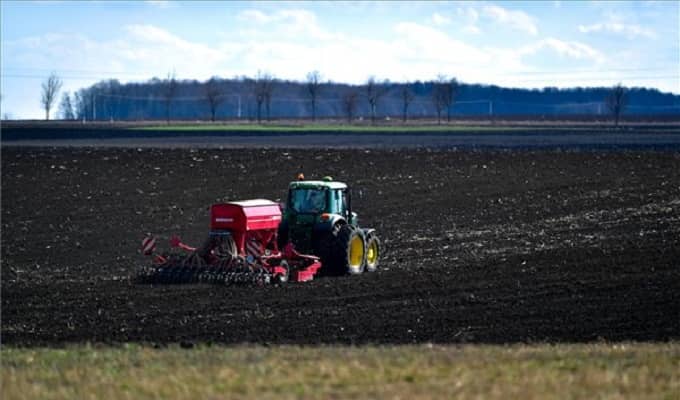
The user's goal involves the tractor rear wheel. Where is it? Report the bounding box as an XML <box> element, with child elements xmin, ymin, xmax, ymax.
<box><xmin>314</xmin><ymin>223</ymin><xmax>342</xmax><ymax>274</ymax></box>
<box><xmin>333</xmin><ymin>225</ymin><xmax>366</xmax><ymax>275</ymax></box>
<box><xmin>365</xmin><ymin>234</ymin><xmax>380</xmax><ymax>272</ymax></box>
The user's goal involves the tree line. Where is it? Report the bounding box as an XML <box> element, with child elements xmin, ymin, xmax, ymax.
<box><xmin>40</xmin><ymin>71</ymin><xmax>679</xmax><ymax>125</ymax></box>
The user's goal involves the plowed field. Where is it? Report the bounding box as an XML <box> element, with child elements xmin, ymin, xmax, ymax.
<box><xmin>3</xmin><ymin>146</ymin><xmax>679</xmax><ymax>346</ymax></box>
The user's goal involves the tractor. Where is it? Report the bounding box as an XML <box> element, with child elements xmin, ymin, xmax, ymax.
<box><xmin>137</xmin><ymin>175</ymin><xmax>379</xmax><ymax>285</ymax></box>
<box><xmin>277</xmin><ymin>175</ymin><xmax>380</xmax><ymax>275</ymax></box>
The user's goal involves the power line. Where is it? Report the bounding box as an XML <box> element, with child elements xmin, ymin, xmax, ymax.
<box><xmin>79</xmin><ymin>93</ymin><xmax>680</xmax><ymax>110</ymax></box>
<box><xmin>95</xmin><ymin>93</ymin><xmax>242</xmax><ymax>101</ymax></box>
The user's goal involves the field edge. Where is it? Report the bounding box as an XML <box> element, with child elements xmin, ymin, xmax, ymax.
<box><xmin>3</xmin><ymin>342</ymin><xmax>679</xmax><ymax>400</ymax></box>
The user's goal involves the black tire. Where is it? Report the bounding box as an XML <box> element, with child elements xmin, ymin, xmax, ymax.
<box><xmin>365</xmin><ymin>234</ymin><xmax>380</xmax><ymax>272</ymax></box>
<box><xmin>332</xmin><ymin>225</ymin><xmax>366</xmax><ymax>275</ymax></box>
<box><xmin>316</xmin><ymin>233</ymin><xmax>334</xmax><ymax>273</ymax></box>
<box><xmin>277</xmin><ymin>222</ymin><xmax>289</xmax><ymax>250</ymax></box>
<box><xmin>314</xmin><ymin>223</ymin><xmax>342</xmax><ymax>274</ymax></box>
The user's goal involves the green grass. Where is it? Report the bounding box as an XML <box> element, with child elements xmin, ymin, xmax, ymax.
<box><xmin>3</xmin><ymin>343</ymin><xmax>679</xmax><ymax>399</ymax></box>
<box><xmin>130</xmin><ymin>123</ymin><xmax>680</xmax><ymax>134</ymax></box>
<box><xmin>132</xmin><ymin>124</ymin><xmax>533</xmax><ymax>133</ymax></box>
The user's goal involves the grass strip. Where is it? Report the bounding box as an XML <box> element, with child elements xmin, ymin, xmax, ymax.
<box><xmin>3</xmin><ymin>342</ymin><xmax>679</xmax><ymax>399</ymax></box>
<box><xmin>131</xmin><ymin>124</ymin><xmax>542</xmax><ymax>133</ymax></box>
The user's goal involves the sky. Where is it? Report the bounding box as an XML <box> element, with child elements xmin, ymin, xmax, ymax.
<box><xmin>1</xmin><ymin>0</ymin><xmax>678</xmax><ymax>119</ymax></box>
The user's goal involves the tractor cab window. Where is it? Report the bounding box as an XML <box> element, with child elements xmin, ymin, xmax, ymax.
<box><xmin>328</xmin><ymin>189</ymin><xmax>343</xmax><ymax>214</ymax></box>
<box><xmin>339</xmin><ymin>189</ymin><xmax>348</xmax><ymax>215</ymax></box>
<box><xmin>290</xmin><ymin>188</ymin><xmax>327</xmax><ymax>213</ymax></box>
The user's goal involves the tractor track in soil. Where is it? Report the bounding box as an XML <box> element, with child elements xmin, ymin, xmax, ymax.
<box><xmin>2</xmin><ymin>146</ymin><xmax>679</xmax><ymax>346</ymax></box>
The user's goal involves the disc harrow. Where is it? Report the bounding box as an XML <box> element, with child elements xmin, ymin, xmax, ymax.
<box><xmin>136</xmin><ymin>263</ymin><xmax>273</xmax><ymax>286</ymax></box>
<box><xmin>137</xmin><ymin>199</ymin><xmax>321</xmax><ymax>285</ymax></box>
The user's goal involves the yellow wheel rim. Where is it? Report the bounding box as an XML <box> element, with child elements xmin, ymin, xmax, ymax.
<box><xmin>349</xmin><ymin>235</ymin><xmax>364</xmax><ymax>268</ymax></box>
<box><xmin>367</xmin><ymin>239</ymin><xmax>378</xmax><ymax>266</ymax></box>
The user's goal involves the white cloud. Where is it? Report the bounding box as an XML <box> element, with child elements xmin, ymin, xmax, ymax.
<box><xmin>462</xmin><ymin>25</ymin><xmax>482</xmax><ymax>35</ymax></box>
<box><xmin>237</xmin><ymin>9</ymin><xmax>337</xmax><ymax>41</ymax></box>
<box><xmin>238</xmin><ymin>9</ymin><xmax>272</xmax><ymax>24</ymax></box>
<box><xmin>393</xmin><ymin>22</ymin><xmax>490</xmax><ymax>65</ymax></box>
<box><xmin>125</xmin><ymin>25</ymin><xmax>180</xmax><ymax>45</ymax></box>
<box><xmin>431</xmin><ymin>12</ymin><xmax>451</xmax><ymax>26</ymax></box>
<box><xmin>1</xmin><ymin>21</ymin><xmax>607</xmax><ymax>90</ymax></box>
<box><xmin>457</xmin><ymin>6</ymin><xmax>479</xmax><ymax>23</ymax></box>
<box><xmin>578</xmin><ymin>9</ymin><xmax>657</xmax><ymax>39</ymax></box>
<box><xmin>578</xmin><ymin>22</ymin><xmax>656</xmax><ymax>39</ymax></box>
<box><xmin>455</xmin><ymin>6</ymin><xmax>481</xmax><ymax>34</ymax></box>
<box><xmin>482</xmin><ymin>5</ymin><xmax>538</xmax><ymax>35</ymax></box>
<box><xmin>521</xmin><ymin>38</ymin><xmax>605</xmax><ymax>63</ymax></box>
<box><xmin>122</xmin><ymin>25</ymin><xmax>225</xmax><ymax>72</ymax></box>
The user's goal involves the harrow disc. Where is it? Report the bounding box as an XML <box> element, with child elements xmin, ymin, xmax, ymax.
<box><xmin>135</xmin><ymin>257</ymin><xmax>272</xmax><ymax>286</ymax></box>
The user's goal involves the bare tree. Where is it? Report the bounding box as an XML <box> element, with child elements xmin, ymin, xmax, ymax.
<box><xmin>444</xmin><ymin>77</ymin><xmax>459</xmax><ymax>122</ymax></box>
<box><xmin>366</xmin><ymin>76</ymin><xmax>389</xmax><ymax>124</ymax></box>
<box><xmin>58</xmin><ymin>92</ymin><xmax>75</xmax><ymax>120</ymax></box>
<box><xmin>264</xmin><ymin>78</ymin><xmax>275</xmax><ymax>121</ymax></box>
<box><xmin>253</xmin><ymin>71</ymin><xmax>274</xmax><ymax>123</ymax></box>
<box><xmin>162</xmin><ymin>71</ymin><xmax>178</xmax><ymax>125</ymax></box>
<box><xmin>253</xmin><ymin>79</ymin><xmax>265</xmax><ymax>123</ymax></box>
<box><xmin>73</xmin><ymin>91</ymin><xmax>85</xmax><ymax>121</ymax></box>
<box><xmin>431</xmin><ymin>75</ymin><xmax>447</xmax><ymax>124</ymax></box>
<box><xmin>431</xmin><ymin>75</ymin><xmax>459</xmax><ymax>124</ymax></box>
<box><xmin>606</xmin><ymin>83</ymin><xmax>627</xmax><ymax>127</ymax></box>
<box><xmin>41</xmin><ymin>72</ymin><xmax>62</xmax><ymax>120</ymax></box>
<box><xmin>400</xmin><ymin>83</ymin><xmax>415</xmax><ymax>122</ymax></box>
<box><xmin>204</xmin><ymin>77</ymin><xmax>223</xmax><ymax>122</ymax></box>
<box><xmin>342</xmin><ymin>90</ymin><xmax>359</xmax><ymax>123</ymax></box>
<box><xmin>306</xmin><ymin>70</ymin><xmax>322</xmax><ymax>121</ymax></box>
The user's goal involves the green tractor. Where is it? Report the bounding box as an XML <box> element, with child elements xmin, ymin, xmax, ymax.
<box><xmin>277</xmin><ymin>175</ymin><xmax>380</xmax><ymax>275</ymax></box>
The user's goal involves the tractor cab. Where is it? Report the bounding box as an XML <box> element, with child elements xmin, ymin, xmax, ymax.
<box><xmin>278</xmin><ymin>175</ymin><xmax>379</xmax><ymax>275</ymax></box>
<box><xmin>287</xmin><ymin>178</ymin><xmax>355</xmax><ymax>224</ymax></box>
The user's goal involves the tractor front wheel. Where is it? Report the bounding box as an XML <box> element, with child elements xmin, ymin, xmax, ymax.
<box><xmin>334</xmin><ymin>225</ymin><xmax>366</xmax><ymax>275</ymax></box>
<box><xmin>365</xmin><ymin>234</ymin><xmax>380</xmax><ymax>272</ymax></box>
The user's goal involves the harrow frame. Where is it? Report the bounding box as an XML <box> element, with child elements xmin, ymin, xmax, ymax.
<box><xmin>139</xmin><ymin>199</ymin><xmax>322</xmax><ymax>285</ymax></box>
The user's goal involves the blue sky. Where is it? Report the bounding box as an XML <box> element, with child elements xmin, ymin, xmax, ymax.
<box><xmin>2</xmin><ymin>0</ymin><xmax>678</xmax><ymax>119</ymax></box>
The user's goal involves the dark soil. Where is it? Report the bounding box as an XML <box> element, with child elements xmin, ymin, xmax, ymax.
<box><xmin>2</xmin><ymin>146</ymin><xmax>679</xmax><ymax>346</ymax></box>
